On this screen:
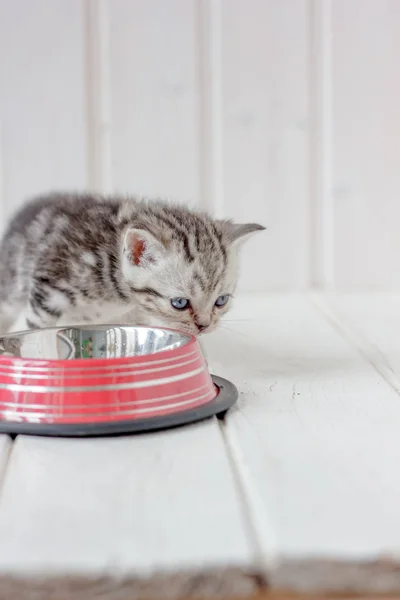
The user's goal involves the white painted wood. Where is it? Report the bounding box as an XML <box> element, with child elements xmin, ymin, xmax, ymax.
<box><xmin>197</xmin><ymin>0</ymin><xmax>224</xmax><ymax>215</ymax></box>
<box><xmin>0</xmin><ymin>0</ymin><xmax>312</xmax><ymax>292</ymax></box>
<box><xmin>331</xmin><ymin>0</ymin><xmax>400</xmax><ymax>289</ymax></box>
<box><xmin>1</xmin><ymin>1</ymin><xmax>400</xmax><ymax>290</ymax></box>
<box><xmin>0</xmin><ymin>422</ymin><xmax>258</xmax><ymax>598</ymax></box>
<box><xmin>0</xmin><ymin>435</ymin><xmax>11</xmax><ymax>488</ymax></box>
<box><xmin>0</xmin><ymin>0</ymin><xmax>88</xmax><ymax>229</ymax></box>
<box><xmin>203</xmin><ymin>294</ymin><xmax>400</xmax><ymax>593</ymax></box>
<box><xmin>220</xmin><ymin>0</ymin><xmax>310</xmax><ymax>291</ymax></box>
<box><xmin>317</xmin><ymin>292</ymin><xmax>400</xmax><ymax>392</ymax></box>
<box><xmin>85</xmin><ymin>0</ymin><xmax>112</xmax><ymax>193</ymax></box>
<box><xmin>3</xmin><ymin>294</ymin><xmax>400</xmax><ymax>594</ymax></box>
<box><xmin>108</xmin><ymin>0</ymin><xmax>200</xmax><ymax>206</ymax></box>
<box><xmin>309</xmin><ymin>0</ymin><xmax>334</xmax><ymax>288</ymax></box>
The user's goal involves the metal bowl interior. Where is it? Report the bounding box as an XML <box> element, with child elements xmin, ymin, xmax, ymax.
<box><xmin>0</xmin><ymin>326</ymin><xmax>192</xmax><ymax>361</ymax></box>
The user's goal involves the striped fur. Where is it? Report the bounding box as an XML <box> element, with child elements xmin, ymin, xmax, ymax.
<box><xmin>0</xmin><ymin>193</ymin><xmax>265</xmax><ymax>335</ymax></box>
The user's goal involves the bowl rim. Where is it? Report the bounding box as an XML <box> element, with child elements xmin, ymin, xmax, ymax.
<box><xmin>0</xmin><ymin>324</ymin><xmax>197</xmax><ymax>368</ymax></box>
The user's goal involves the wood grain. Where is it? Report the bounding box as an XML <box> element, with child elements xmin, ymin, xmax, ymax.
<box><xmin>202</xmin><ymin>294</ymin><xmax>400</xmax><ymax>594</ymax></box>
<box><xmin>0</xmin><ymin>435</ymin><xmax>11</xmax><ymax>488</ymax></box>
<box><xmin>108</xmin><ymin>0</ymin><xmax>200</xmax><ymax>205</ymax></box>
<box><xmin>0</xmin><ymin>422</ymin><xmax>258</xmax><ymax>598</ymax></box>
<box><xmin>331</xmin><ymin>0</ymin><xmax>400</xmax><ymax>289</ymax></box>
<box><xmin>0</xmin><ymin>1</ymin><xmax>399</xmax><ymax>289</ymax></box>
<box><xmin>0</xmin><ymin>586</ymin><xmax>396</xmax><ymax>600</ymax></box>
<box><xmin>0</xmin><ymin>0</ymin><xmax>87</xmax><ymax>227</ymax></box>
<box><xmin>314</xmin><ymin>293</ymin><xmax>400</xmax><ymax>395</ymax></box>
<box><xmin>220</xmin><ymin>0</ymin><xmax>310</xmax><ymax>291</ymax></box>
<box><xmin>0</xmin><ymin>295</ymin><xmax>400</xmax><ymax>597</ymax></box>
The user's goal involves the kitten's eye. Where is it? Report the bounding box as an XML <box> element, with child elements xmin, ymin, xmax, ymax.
<box><xmin>215</xmin><ymin>294</ymin><xmax>230</xmax><ymax>307</ymax></box>
<box><xmin>171</xmin><ymin>297</ymin><xmax>190</xmax><ymax>310</ymax></box>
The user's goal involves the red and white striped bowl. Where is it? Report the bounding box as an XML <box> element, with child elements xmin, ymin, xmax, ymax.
<box><xmin>0</xmin><ymin>326</ymin><xmax>237</xmax><ymax>436</ymax></box>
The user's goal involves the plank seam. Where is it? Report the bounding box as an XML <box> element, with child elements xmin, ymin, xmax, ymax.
<box><xmin>84</xmin><ymin>0</ymin><xmax>112</xmax><ymax>193</ymax></box>
<box><xmin>197</xmin><ymin>0</ymin><xmax>224</xmax><ymax>216</ymax></box>
<box><xmin>0</xmin><ymin>436</ymin><xmax>13</xmax><ymax>502</ymax></box>
<box><xmin>218</xmin><ymin>417</ymin><xmax>278</xmax><ymax>583</ymax></box>
<box><xmin>309</xmin><ymin>0</ymin><xmax>334</xmax><ymax>289</ymax></box>
<box><xmin>311</xmin><ymin>293</ymin><xmax>400</xmax><ymax>396</ymax></box>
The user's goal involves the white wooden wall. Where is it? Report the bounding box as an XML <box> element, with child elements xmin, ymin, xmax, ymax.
<box><xmin>0</xmin><ymin>0</ymin><xmax>399</xmax><ymax>292</ymax></box>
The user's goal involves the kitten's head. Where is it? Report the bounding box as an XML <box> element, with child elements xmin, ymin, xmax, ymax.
<box><xmin>120</xmin><ymin>203</ymin><xmax>264</xmax><ymax>336</ymax></box>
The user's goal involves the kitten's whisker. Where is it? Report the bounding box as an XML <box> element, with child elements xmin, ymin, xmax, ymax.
<box><xmin>220</xmin><ymin>321</ymin><xmax>244</xmax><ymax>331</ymax></box>
<box><xmin>220</xmin><ymin>318</ymin><xmax>251</xmax><ymax>323</ymax></box>
<box><xmin>219</xmin><ymin>324</ymin><xmax>249</xmax><ymax>339</ymax></box>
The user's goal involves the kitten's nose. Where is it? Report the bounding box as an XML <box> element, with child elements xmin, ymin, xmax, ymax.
<box><xmin>194</xmin><ymin>320</ymin><xmax>210</xmax><ymax>332</ymax></box>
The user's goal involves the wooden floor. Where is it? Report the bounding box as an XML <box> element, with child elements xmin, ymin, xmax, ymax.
<box><xmin>1</xmin><ymin>294</ymin><xmax>400</xmax><ymax>600</ymax></box>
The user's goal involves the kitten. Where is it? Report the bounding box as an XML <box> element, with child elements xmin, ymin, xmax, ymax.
<box><xmin>0</xmin><ymin>193</ymin><xmax>264</xmax><ymax>336</ymax></box>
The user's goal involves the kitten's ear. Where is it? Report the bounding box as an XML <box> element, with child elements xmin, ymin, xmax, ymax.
<box><xmin>123</xmin><ymin>228</ymin><xmax>165</xmax><ymax>267</ymax></box>
<box><xmin>217</xmin><ymin>221</ymin><xmax>266</xmax><ymax>247</ymax></box>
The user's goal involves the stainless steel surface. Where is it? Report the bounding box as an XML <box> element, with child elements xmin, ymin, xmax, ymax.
<box><xmin>0</xmin><ymin>326</ymin><xmax>191</xmax><ymax>361</ymax></box>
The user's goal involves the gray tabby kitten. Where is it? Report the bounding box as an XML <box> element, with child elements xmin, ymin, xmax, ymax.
<box><xmin>0</xmin><ymin>193</ymin><xmax>264</xmax><ymax>335</ymax></box>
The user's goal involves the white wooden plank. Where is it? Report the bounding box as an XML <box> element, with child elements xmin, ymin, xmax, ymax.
<box><xmin>309</xmin><ymin>0</ymin><xmax>334</xmax><ymax>288</ymax></box>
<box><xmin>0</xmin><ymin>0</ymin><xmax>88</xmax><ymax>229</ymax></box>
<box><xmin>317</xmin><ymin>292</ymin><xmax>400</xmax><ymax>391</ymax></box>
<box><xmin>0</xmin><ymin>422</ymin><xmax>259</xmax><ymax>598</ymax></box>
<box><xmin>197</xmin><ymin>0</ymin><xmax>224</xmax><ymax>215</ymax></box>
<box><xmin>108</xmin><ymin>0</ymin><xmax>200</xmax><ymax>205</ymax></box>
<box><xmin>203</xmin><ymin>294</ymin><xmax>400</xmax><ymax>593</ymax></box>
<box><xmin>220</xmin><ymin>0</ymin><xmax>310</xmax><ymax>291</ymax></box>
<box><xmin>85</xmin><ymin>0</ymin><xmax>113</xmax><ymax>193</ymax></box>
<box><xmin>331</xmin><ymin>0</ymin><xmax>400</xmax><ymax>288</ymax></box>
<box><xmin>0</xmin><ymin>435</ymin><xmax>11</xmax><ymax>487</ymax></box>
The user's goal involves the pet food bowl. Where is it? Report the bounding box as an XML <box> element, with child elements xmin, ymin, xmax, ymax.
<box><xmin>0</xmin><ymin>325</ymin><xmax>237</xmax><ymax>436</ymax></box>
